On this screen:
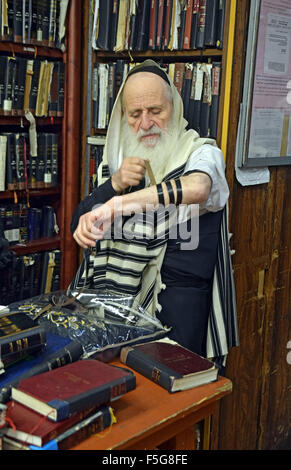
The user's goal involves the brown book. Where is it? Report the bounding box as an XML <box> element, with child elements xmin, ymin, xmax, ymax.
<box><xmin>173</xmin><ymin>62</ymin><xmax>185</xmax><ymax>96</ymax></box>
<box><xmin>11</xmin><ymin>359</ymin><xmax>136</xmax><ymax>422</ymax></box>
<box><xmin>3</xmin><ymin>401</ymin><xmax>114</xmax><ymax>448</ymax></box>
<box><xmin>148</xmin><ymin>0</ymin><xmax>158</xmax><ymax>49</ymax></box>
<box><xmin>163</xmin><ymin>0</ymin><xmax>173</xmax><ymax>49</ymax></box>
<box><xmin>183</xmin><ymin>0</ymin><xmax>193</xmax><ymax>49</ymax></box>
<box><xmin>120</xmin><ymin>339</ymin><xmax>218</xmax><ymax>392</ymax></box>
<box><xmin>155</xmin><ymin>0</ymin><xmax>164</xmax><ymax>49</ymax></box>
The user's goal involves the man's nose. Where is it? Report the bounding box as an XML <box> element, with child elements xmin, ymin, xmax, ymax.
<box><xmin>140</xmin><ymin>112</ymin><xmax>153</xmax><ymax>131</ymax></box>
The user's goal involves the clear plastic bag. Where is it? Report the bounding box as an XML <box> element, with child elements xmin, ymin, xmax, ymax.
<box><xmin>5</xmin><ymin>290</ymin><xmax>169</xmax><ymax>361</ymax></box>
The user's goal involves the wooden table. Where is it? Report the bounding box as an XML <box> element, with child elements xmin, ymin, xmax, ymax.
<box><xmin>71</xmin><ymin>361</ymin><xmax>232</xmax><ymax>451</ymax></box>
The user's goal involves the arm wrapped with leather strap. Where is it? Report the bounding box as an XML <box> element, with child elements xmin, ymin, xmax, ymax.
<box><xmin>156</xmin><ymin>179</ymin><xmax>183</xmax><ymax>206</ymax></box>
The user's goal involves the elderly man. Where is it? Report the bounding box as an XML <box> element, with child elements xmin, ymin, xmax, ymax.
<box><xmin>70</xmin><ymin>60</ymin><xmax>237</xmax><ymax>360</ymax></box>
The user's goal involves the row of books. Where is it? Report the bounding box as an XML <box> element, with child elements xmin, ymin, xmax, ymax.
<box><xmin>92</xmin><ymin>0</ymin><xmax>225</xmax><ymax>52</ymax></box>
<box><xmin>0</xmin><ymin>132</ymin><xmax>59</xmax><ymax>192</ymax></box>
<box><xmin>0</xmin><ymin>0</ymin><xmax>69</xmax><ymax>49</ymax></box>
<box><xmin>0</xmin><ymin>203</ymin><xmax>58</xmax><ymax>245</ymax></box>
<box><xmin>92</xmin><ymin>59</ymin><xmax>221</xmax><ymax>138</ymax></box>
<box><xmin>0</xmin><ymin>56</ymin><xmax>65</xmax><ymax>118</ymax></box>
<box><xmin>0</xmin><ymin>249</ymin><xmax>61</xmax><ymax>306</ymax></box>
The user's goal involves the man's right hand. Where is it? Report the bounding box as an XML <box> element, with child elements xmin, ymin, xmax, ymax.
<box><xmin>111</xmin><ymin>157</ymin><xmax>146</xmax><ymax>193</ymax></box>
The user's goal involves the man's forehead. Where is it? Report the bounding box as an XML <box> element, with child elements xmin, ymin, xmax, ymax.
<box><xmin>123</xmin><ymin>72</ymin><xmax>170</xmax><ymax>105</ymax></box>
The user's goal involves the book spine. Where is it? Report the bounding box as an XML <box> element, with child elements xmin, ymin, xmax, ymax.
<box><xmin>56</xmin><ymin>62</ymin><xmax>65</xmax><ymax>117</ymax></box>
<box><xmin>155</xmin><ymin>0</ymin><xmax>164</xmax><ymax>50</ymax></box>
<box><xmin>190</xmin><ymin>0</ymin><xmax>199</xmax><ymax>49</ymax></box>
<box><xmin>96</xmin><ymin>0</ymin><xmax>112</xmax><ymax>50</ymax></box>
<box><xmin>13</xmin><ymin>0</ymin><xmax>23</xmax><ymax>42</ymax></box>
<box><xmin>216</xmin><ymin>0</ymin><xmax>225</xmax><ymax>49</ymax></box>
<box><xmin>192</xmin><ymin>62</ymin><xmax>203</xmax><ymax>134</ymax></box>
<box><xmin>6</xmin><ymin>133</ymin><xmax>18</xmax><ymax>191</ymax></box>
<box><xmin>48</xmin><ymin>0</ymin><xmax>57</xmax><ymax>47</ymax></box>
<box><xmin>204</xmin><ymin>0</ymin><xmax>219</xmax><ymax>47</ymax></box>
<box><xmin>27</xmin><ymin>207</ymin><xmax>42</xmax><ymax>240</ymax></box>
<box><xmin>30</xmin><ymin>0</ymin><xmax>38</xmax><ymax>43</ymax></box>
<box><xmin>15</xmin><ymin>57</ymin><xmax>27</xmax><ymax>115</ymax></box>
<box><xmin>163</xmin><ymin>0</ymin><xmax>173</xmax><ymax>49</ymax></box>
<box><xmin>120</xmin><ymin>347</ymin><xmax>173</xmax><ymax>392</ymax></box>
<box><xmin>209</xmin><ymin>61</ymin><xmax>221</xmax><ymax>138</ymax></box>
<box><xmin>0</xmin><ymin>135</ymin><xmax>7</xmax><ymax>191</ymax></box>
<box><xmin>148</xmin><ymin>0</ymin><xmax>158</xmax><ymax>49</ymax></box>
<box><xmin>43</xmin><ymin>132</ymin><xmax>52</xmax><ymax>187</ymax></box>
<box><xmin>183</xmin><ymin>0</ymin><xmax>193</xmax><ymax>50</ymax></box>
<box><xmin>57</xmin><ymin>406</ymin><xmax>114</xmax><ymax>450</ymax></box>
<box><xmin>199</xmin><ymin>62</ymin><xmax>212</xmax><ymax>137</ymax></box>
<box><xmin>0</xmin><ymin>329</ymin><xmax>46</xmax><ymax>363</ymax></box>
<box><xmin>36</xmin><ymin>132</ymin><xmax>45</xmax><ymax>188</ymax></box>
<box><xmin>110</xmin><ymin>0</ymin><xmax>119</xmax><ymax>50</ymax></box>
<box><xmin>51</xmin><ymin>133</ymin><xmax>58</xmax><ymax>187</ymax></box>
<box><xmin>0</xmin><ymin>57</ymin><xmax>6</xmax><ymax>113</ymax></box>
<box><xmin>47</xmin><ymin>374</ymin><xmax>135</xmax><ymax>422</ymax></box>
<box><xmin>196</xmin><ymin>0</ymin><xmax>206</xmax><ymax>49</ymax></box>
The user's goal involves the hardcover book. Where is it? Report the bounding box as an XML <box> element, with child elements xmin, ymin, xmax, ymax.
<box><xmin>11</xmin><ymin>359</ymin><xmax>136</xmax><ymax>421</ymax></box>
<box><xmin>3</xmin><ymin>401</ymin><xmax>114</xmax><ymax>448</ymax></box>
<box><xmin>120</xmin><ymin>339</ymin><xmax>218</xmax><ymax>393</ymax></box>
<box><xmin>0</xmin><ymin>312</ymin><xmax>46</xmax><ymax>369</ymax></box>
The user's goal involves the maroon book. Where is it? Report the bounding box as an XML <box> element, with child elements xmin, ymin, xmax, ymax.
<box><xmin>3</xmin><ymin>401</ymin><xmax>113</xmax><ymax>448</ymax></box>
<box><xmin>120</xmin><ymin>339</ymin><xmax>218</xmax><ymax>392</ymax></box>
<box><xmin>11</xmin><ymin>359</ymin><xmax>136</xmax><ymax>421</ymax></box>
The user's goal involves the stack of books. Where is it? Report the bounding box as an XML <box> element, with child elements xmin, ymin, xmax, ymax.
<box><xmin>1</xmin><ymin>358</ymin><xmax>136</xmax><ymax>450</ymax></box>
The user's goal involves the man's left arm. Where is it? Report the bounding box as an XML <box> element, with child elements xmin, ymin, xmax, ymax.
<box><xmin>88</xmin><ymin>172</ymin><xmax>212</xmax><ymax>240</ymax></box>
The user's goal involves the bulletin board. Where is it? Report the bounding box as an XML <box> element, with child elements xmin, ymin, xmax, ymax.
<box><xmin>237</xmin><ymin>0</ymin><xmax>291</xmax><ymax>167</ymax></box>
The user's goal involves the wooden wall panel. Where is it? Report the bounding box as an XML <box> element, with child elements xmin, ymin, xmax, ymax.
<box><xmin>213</xmin><ymin>0</ymin><xmax>291</xmax><ymax>450</ymax></box>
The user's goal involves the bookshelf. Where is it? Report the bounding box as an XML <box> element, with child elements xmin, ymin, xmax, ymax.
<box><xmin>0</xmin><ymin>0</ymin><xmax>81</xmax><ymax>301</ymax></box>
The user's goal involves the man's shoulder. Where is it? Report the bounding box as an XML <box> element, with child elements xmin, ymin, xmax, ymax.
<box><xmin>188</xmin><ymin>144</ymin><xmax>223</xmax><ymax>159</ymax></box>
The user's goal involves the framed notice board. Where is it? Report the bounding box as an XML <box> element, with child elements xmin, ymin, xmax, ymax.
<box><xmin>237</xmin><ymin>0</ymin><xmax>291</xmax><ymax>167</ymax></box>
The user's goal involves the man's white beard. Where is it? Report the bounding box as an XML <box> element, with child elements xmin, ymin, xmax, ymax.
<box><xmin>120</xmin><ymin>115</ymin><xmax>178</xmax><ymax>184</ymax></box>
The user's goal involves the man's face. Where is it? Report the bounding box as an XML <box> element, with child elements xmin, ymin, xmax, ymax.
<box><xmin>123</xmin><ymin>72</ymin><xmax>173</xmax><ymax>148</ymax></box>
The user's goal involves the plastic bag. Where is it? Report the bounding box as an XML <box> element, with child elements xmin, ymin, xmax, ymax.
<box><xmin>4</xmin><ymin>290</ymin><xmax>169</xmax><ymax>361</ymax></box>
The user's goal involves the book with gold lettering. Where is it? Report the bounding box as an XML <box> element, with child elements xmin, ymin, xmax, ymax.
<box><xmin>120</xmin><ymin>339</ymin><xmax>218</xmax><ymax>392</ymax></box>
<box><xmin>0</xmin><ymin>312</ymin><xmax>46</xmax><ymax>369</ymax></box>
<box><xmin>11</xmin><ymin>359</ymin><xmax>136</xmax><ymax>422</ymax></box>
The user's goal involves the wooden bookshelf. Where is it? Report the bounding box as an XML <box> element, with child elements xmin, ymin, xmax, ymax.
<box><xmin>0</xmin><ymin>0</ymin><xmax>81</xmax><ymax>296</ymax></box>
<box><xmin>9</xmin><ymin>235</ymin><xmax>61</xmax><ymax>255</ymax></box>
<box><xmin>0</xmin><ymin>42</ymin><xmax>63</xmax><ymax>59</ymax></box>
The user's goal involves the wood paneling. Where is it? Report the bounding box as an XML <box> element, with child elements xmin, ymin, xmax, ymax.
<box><xmin>214</xmin><ymin>0</ymin><xmax>291</xmax><ymax>450</ymax></box>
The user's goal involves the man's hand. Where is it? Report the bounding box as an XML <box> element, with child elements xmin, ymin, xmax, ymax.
<box><xmin>73</xmin><ymin>202</ymin><xmax>114</xmax><ymax>249</ymax></box>
<box><xmin>111</xmin><ymin>157</ymin><xmax>146</xmax><ymax>193</ymax></box>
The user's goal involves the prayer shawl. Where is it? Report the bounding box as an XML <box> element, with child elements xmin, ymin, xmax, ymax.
<box><xmin>71</xmin><ymin>60</ymin><xmax>238</xmax><ymax>359</ymax></box>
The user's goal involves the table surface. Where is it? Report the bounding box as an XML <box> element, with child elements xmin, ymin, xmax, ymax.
<box><xmin>71</xmin><ymin>361</ymin><xmax>232</xmax><ymax>451</ymax></box>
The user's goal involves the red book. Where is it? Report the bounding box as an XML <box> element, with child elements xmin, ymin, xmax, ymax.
<box><xmin>183</xmin><ymin>0</ymin><xmax>194</xmax><ymax>49</ymax></box>
<box><xmin>120</xmin><ymin>339</ymin><xmax>218</xmax><ymax>393</ymax></box>
<box><xmin>163</xmin><ymin>0</ymin><xmax>173</xmax><ymax>49</ymax></box>
<box><xmin>173</xmin><ymin>62</ymin><xmax>186</xmax><ymax>96</ymax></box>
<box><xmin>148</xmin><ymin>0</ymin><xmax>158</xmax><ymax>49</ymax></box>
<box><xmin>3</xmin><ymin>401</ymin><xmax>113</xmax><ymax>448</ymax></box>
<box><xmin>155</xmin><ymin>0</ymin><xmax>165</xmax><ymax>49</ymax></box>
<box><xmin>11</xmin><ymin>359</ymin><xmax>136</xmax><ymax>422</ymax></box>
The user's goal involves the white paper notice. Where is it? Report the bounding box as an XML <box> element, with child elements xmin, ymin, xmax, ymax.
<box><xmin>248</xmin><ymin>108</ymin><xmax>284</xmax><ymax>158</ymax></box>
<box><xmin>264</xmin><ymin>13</ymin><xmax>291</xmax><ymax>76</ymax></box>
